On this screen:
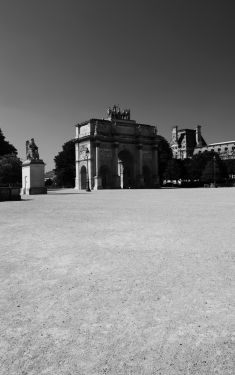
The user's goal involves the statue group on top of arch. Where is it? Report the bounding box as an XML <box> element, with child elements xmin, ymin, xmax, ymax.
<box><xmin>107</xmin><ymin>105</ymin><xmax>131</xmax><ymax>121</ymax></box>
<box><xmin>26</xmin><ymin>138</ymin><xmax>40</xmax><ymax>160</ymax></box>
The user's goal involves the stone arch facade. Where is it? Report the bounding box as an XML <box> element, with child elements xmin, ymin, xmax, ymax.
<box><xmin>74</xmin><ymin>108</ymin><xmax>160</xmax><ymax>190</ymax></box>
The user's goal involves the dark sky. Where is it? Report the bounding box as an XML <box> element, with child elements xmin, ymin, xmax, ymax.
<box><xmin>0</xmin><ymin>0</ymin><xmax>235</xmax><ymax>170</ymax></box>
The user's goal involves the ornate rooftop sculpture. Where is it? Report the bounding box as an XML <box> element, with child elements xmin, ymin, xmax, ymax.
<box><xmin>107</xmin><ymin>105</ymin><xmax>130</xmax><ymax>121</ymax></box>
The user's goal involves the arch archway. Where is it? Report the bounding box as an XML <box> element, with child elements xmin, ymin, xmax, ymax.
<box><xmin>80</xmin><ymin>166</ymin><xmax>87</xmax><ymax>190</ymax></box>
<box><xmin>143</xmin><ymin>165</ymin><xmax>152</xmax><ymax>187</ymax></box>
<box><xmin>99</xmin><ymin>165</ymin><xmax>111</xmax><ymax>189</ymax></box>
<box><xmin>118</xmin><ymin>149</ymin><xmax>134</xmax><ymax>188</ymax></box>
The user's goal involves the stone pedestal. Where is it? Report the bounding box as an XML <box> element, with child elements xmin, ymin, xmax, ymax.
<box><xmin>21</xmin><ymin>159</ymin><xmax>47</xmax><ymax>195</ymax></box>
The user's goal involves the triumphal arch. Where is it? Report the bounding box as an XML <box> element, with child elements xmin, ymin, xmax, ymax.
<box><xmin>75</xmin><ymin>106</ymin><xmax>160</xmax><ymax>190</ymax></box>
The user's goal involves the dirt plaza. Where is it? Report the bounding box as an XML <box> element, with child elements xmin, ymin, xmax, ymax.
<box><xmin>1</xmin><ymin>188</ymin><xmax>234</xmax><ymax>375</ymax></box>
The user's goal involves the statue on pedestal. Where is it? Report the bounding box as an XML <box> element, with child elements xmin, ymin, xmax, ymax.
<box><xmin>22</xmin><ymin>138</ymin><xmax>46</xmax><ymax>195</ymax></box>
<box><xmin>26</xmin><ymin>138</ymin><xmax>40</xmax><ymax>160</ymax></box>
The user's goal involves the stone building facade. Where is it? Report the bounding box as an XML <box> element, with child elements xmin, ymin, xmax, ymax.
<box><xmin>170</xmin><ymin>125</ymin><xmax>207</xmax><ymax>159</ymax></box>
<box><xmin>74</xmin><ymin>106</ymin><xmax>160</xmax><ymax>190</ymax></box>
<box><xmin>171</xmin><ymin>125</ymin><xmax>235</xmax><ymax>160</ymax></box>
<box><xmin>193</xmin><ymin>140</ymin><xmax>235</xmax><ymax>159</ymax></box>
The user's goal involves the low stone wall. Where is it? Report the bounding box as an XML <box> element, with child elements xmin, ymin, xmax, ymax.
<box><xmin>21</xmin><ymin>187</ymin><xmax>47</xmax><ymax>195</ymax></box>
<box><xmin>0</xmin><ymin>187</ymin><xmax>21</xmax><ymax>201</ymax></box>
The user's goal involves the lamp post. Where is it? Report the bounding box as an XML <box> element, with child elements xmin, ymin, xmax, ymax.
<box><xmin>86</xmin><ymin>148</ymin><xmax>91</xmax><ymax>192</ymax></box>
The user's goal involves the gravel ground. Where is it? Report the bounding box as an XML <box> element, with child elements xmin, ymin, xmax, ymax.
<box><xmin>0</xmin><ymin>188</ymin><xmax>235</xmax><ymax>375</ymax></box>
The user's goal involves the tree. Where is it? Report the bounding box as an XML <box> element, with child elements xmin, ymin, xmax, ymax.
<box><xmin>0</xmin><ymin>129</ymin><xmax>17</xmax><ymax>156</ymax></box>
<box><xmin>0</xmin><ymin>129</ymin><xmax>21</xmax><ymax>186</ymax></box>
<box><xmin>0</xmin><ymin>154</ymin><xmax>22</xmax><ymax>185</ymax></box>
<box><xmin>201</xmin><ymin>155</ymin><xmax>228</xmax><ymax>184</ymax></box>
<box><xmin>223</xmin><ymin>159</ymin><xmax>235</xmax><ymax>179</ymax></box>
<box><xmin>182</xmin><ymin>151</ymin><xmax>223</xmax><ymax>183</ymax></box>
<box><xmin>158</xmin><ymin>136</ymin><xmax>172</xmax><ymax>184</ymax></box>
<box><xmin>163</xmin><ymin>159</ymin><xmax>182</xmax><ymax>182</ymax></box>
<box><xmin>54</xmin><ymin>140</ymin><xmax>75</xmax><ymax>187</ymax></box>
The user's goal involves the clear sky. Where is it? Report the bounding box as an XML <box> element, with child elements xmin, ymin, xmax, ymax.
<box><xmin>0</xmin><ymin>0</ymin><xmax>234</xmax><ymax>171</ymax></box>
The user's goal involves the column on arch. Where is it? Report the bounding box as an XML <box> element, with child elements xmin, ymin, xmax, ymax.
<box><xmin>93</xmin><ymin>141</ymin><xmax>102</xmax><ymax>190</ymax></box>
<box><xmin>118</xmin><ymin>159</ymin><xmax>124</xmax><ymax>189</ymax></box>
<box><xmin>75</xmin><ymin>142</ymin><xmax>80</xmax><ymax>189</ymax></box>
<box><xmin>137</xmin><ymin>143</ymin><xmax>144</xmax><ymax>188</ymax></box>
<box><xmin>112</xmin><ymin>142</ymin><xmax>120</xmax><ymax>188</ymax></box>
<box><xmin>152</xmin><ymin>144</ymin><xmax>160</xmax><ymax>187</ymax></box>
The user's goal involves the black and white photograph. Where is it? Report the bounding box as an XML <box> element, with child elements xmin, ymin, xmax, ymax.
<box><xmin>0</xmin><ymin>1</ymin><xmax>234</xmax><ymax>374</ymax></box>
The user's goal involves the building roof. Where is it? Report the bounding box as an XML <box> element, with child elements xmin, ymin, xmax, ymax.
<box><xmin>208</xmin><ymin>140</ymin><xmax>235</xmax><ymax>146</ymax></box>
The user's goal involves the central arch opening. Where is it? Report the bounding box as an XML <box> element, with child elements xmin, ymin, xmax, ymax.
<box><xmin>118</xmin><ymin>149</ymin><xmax>134</xmax><ymax>188</ymax></box>
<box><xmin>80</xmin><ymin>166</ymin><xmax>87</xmax><ymax>190</ymax></box>
<box><xmin>143</xmin><ymin>165</ymin><xmax>152</xmax><ymax>187</ymax></box>
<box><xmin>99</xmin><ymin>165</ymin><xmax>111</xmax><ymax>189</ymax></box>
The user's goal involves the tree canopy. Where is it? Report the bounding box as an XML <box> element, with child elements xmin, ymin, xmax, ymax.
<box><xmin>54</xmin><ymin>140</ymin><xmax>75</xmax><ymax>187</ymax></box>
<box><xmin>181</xmin><ymin>151</ymin><xmax>227</xmax><ymax>183</ymax></box>
<box><xmin>223</xmin><ymin>159</ymin><xmax>235</xmax><ymax>179</ymax></box>
<box><xmin>162</xmin><ymin>151</ymin><xmax>229</xmax><ymax>186</ymax></box>
<box><xmin>163</xmin><ymin>158</ymin><xmax>182</xmax><ymax>182</ymax></box>
<box><xmin>0</xmin><ymin>129</ymin><xmax>17</xmax><ymax>156</ymax></box>
<box><xmin>0</xmin><ymin>154</ymin><xmax>22</xmax><ymax>185</ymax></box>
<box><xmin>201</xmin><ymin>155</ymin><xmax>228</xmax><ymax>184</ymax></box>
<box><xmin>0</xmin><ymin>129</ymin><xmax>21</xmax><ymax>186</ymax></box>
<box><xmin>157</xmin><ymin>136</ymin><xmax>173</xmax><ymax>184</ymax></box>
